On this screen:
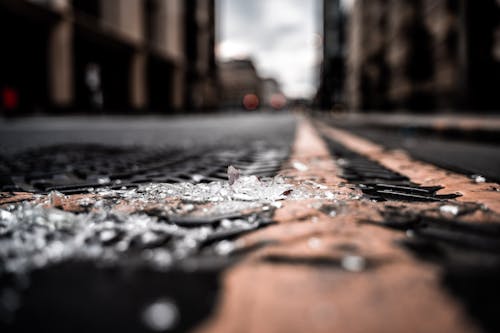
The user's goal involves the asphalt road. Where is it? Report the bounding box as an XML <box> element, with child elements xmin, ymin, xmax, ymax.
<box><xmin>1</xmin><ymin>112</ymin><xmax>499</xmax><ymax>333</ymax></box>
<box><xmin>340</xmin><ymin>126</ymin><xmax>500</xmax><ymax>183</ymax></box>
<box><xmin>0</xmin><ymin>112</ymin><xmax>297</xmax><ymax>154</ymax></box>
<box><xmin>1</xmin><ymin>112</ymin><xmax>498</xmax><ymax>182</ymax></box>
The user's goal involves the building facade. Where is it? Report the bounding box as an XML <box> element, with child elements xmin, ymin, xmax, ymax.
<box><xmin>261</xmin><ymin>78</ymin><xmax>286</xmax><ymax>110</ymax></box>
<box><xmin>0</xmin><ymin>0</ymin><xmax>218</xmax><ymax>114</ymax></box>
<box><xmin>219</xmin><ymin>59</ymin><xmax>262</xmax><ymax>109</ymax></box>
<box><xmin>316</xmin><ymin>0</ymin><xmax>346</xmax><ymax>110</ymax></box>
<box><xmin>318</xmin><ymin>0</ymin><xmax>500</xmax><ymax>111</ymax></box>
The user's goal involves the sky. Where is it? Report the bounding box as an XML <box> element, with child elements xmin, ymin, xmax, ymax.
<box><xmin>216</xmin><ymin>0</ymin><xmax>323</xmax><ymax>99</ymax></box>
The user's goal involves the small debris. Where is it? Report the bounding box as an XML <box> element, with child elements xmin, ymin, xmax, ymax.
<box><xmin>337</xmin><ymin>158</ymin><xmax>348</xmax><ymax>166</ymax></box>
<box><xmin>78</xmin><ymin>197</ymin><xmax>95</xmax><ymax>207</ymax></box>
<box><xmin>310</xmin><ymin>202</ymin><xmax>322</xmax><ymax>209</ymax></box>
<box><xmin>141</xmin><ymin>298</ymin><xmax>179</xmax><ymax>331</ymax></box>
<box><xmin>183</xmin><ymin>204</ymin><xmax>195</xmax><ymax>212</ymax></box>
<box><xmin>325</xmin><ymin>191</ymin><xmax>335</xmax><ymax>200</ymax></box>
<box><xmin>472</xmin><ymin>175</ymin><xmax>486</xmax><ymax>183</ymax></box>
<box><xmin>99</xmin><ymin>230</ymin><xmax>118</xmax><ymax>243</ymax></box>
<box><xmin>191</xmin><ymin>174</ymin><xmax>204</xmax><ymax>183</ymax></box>
<box><xmin>150</xmin><ymin>249</ymin><xmax>173</xmax><ymax>269</ymax></box>
<box><xmin>312</xmin><ymin>182</ymin><xmax>328</xmax><ymax>190</ymax></box>
<box><xmin>227</xmin><ymin>165</ymin><xmax>240</xmax><ymax>185</ymax></box>
<box><xmin>0</xmin><ymin>209</ymin><xmax>16</xmax><ymax>225</ymax></box>
<box><xmin>215</xmin><ymin>240</ymin><xmax>235</xmax><ymax>256</ymax></box>
<box><xmin>97</xmin><ymin>176</ymin><xmax>111</xmax><ymax>185</ymax></box>
<box><xmin>308</xmin><ymin>237</ymin><xmax>322</xmax><ymax>249</ymax></box>
<box><xmin>220</xmin><ymin>219</ymin><xmax>232</xmax><ymax>228</ymax></box>
<box><xmin>47</xmin><ymin>191</ymin><xmax>66</xmax><ymax>208</ymax></box>
<box><xmin>271</xmin><ymin>202</ymin><xmax>282</xmax><ymax>209</ymax></box>
<box><xmin>292</xmin><ymin>161</ymin><xmax>308</xmax><ymax>172</ymax></box>
<box><xmin>440</xmin><ymin>205</ymin><xmax>459</xmax><ymax>216</ymax></box>
<box><xmin>341</xmin><ymin>255</ymin><xmax>366</xmax><ymax>272</ymax></box>
<box><xmin>406</xmin><ymin>230</ymin><xmax>415</xmax><ymax>238</ymax></box>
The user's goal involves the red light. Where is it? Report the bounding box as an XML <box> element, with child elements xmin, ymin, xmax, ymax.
<box><xmin>2</xmin><ymin>87</ymin><xmax>19</xmax><ymax>110</ymax></box>
<box><xmin>270</xmin><ymin>94</ymin><xmax>286</xmax><ymax>110</ymax></box>
<box><xmin>243</xmin><ymin>94</ymin><xmax>259</xmax><ymax>110</ymax></box>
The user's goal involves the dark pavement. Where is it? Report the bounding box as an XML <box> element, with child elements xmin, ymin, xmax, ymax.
<box><xmin>1</xmin><ymin>112</ymin><xmax>500</xmax><ymax>333</ymax></box>
<box><xmin>335</xmin><ymin>126</ymin><xmax>500</xmax><ymax>183</ymax></box>
<box><xmin>0</xmin><ymin>113</ymin><xmax>297</xmax><ymax>154</ymax></box>
<box><xmin>315</xmin><ymin>113</ymin><xmax>500</xmax><ymax>182</ymax></box>
<box><xmin>2</xmin><ymin>112</ymin><xmax>498</xmax><ymax>182</ymax></box>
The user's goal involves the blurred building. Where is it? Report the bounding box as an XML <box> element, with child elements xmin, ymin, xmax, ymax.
<box><xmin>318</xmin><ymin>0</ymin><xmax>500</xmax><ymax>111</ymax></box>
<box><xmin>261</xmin><ymin>78</ymin><xmax>286</xmax><ymax>110</ymax></box>
<box><xmin>219</xmin><ymin>59</ymin><xmax>261</xmax><ymax>110</ymax></box>
<box><xmin>316</xmin><ymin>0</ymin><xmax>346</xmax><ymax>110</ymax></box>
<box><xmin>0</xmin><ymin>0</ymin><xmax>218</xmax><ymax>114</ymax></box>
<box><xmin>184</xmin><ymin>0</ymin><xmax>219</xmax><ymax>110</ymax></box>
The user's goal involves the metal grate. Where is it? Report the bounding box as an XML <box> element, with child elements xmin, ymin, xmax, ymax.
<box><xmin>367</xmin><ymin>207</ymin><xmax>500</xmax><ymax>333</ymax></box>
<box><xmin>323</xmin><ymin>137</ymin><xmax>459</xmax><ymax>202</ymax></box>
<box><xmin>0</xmin><ymin>143</ymin><xmax>290</xmax><ymax>194</ymax></box>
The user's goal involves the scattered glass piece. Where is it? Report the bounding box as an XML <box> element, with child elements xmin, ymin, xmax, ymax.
<box><xmin>308</xmin><ymin>237</ymin><xmax>322</xmax><ymax>249</ymax></box>
<box><xmin>341</xmin><ymin>255</ymin><xmax>366</xmax><ymax>272</ymax></box>
<box><xmin>97</xmin><ymin>177</ymin><xmax>111</xmax><ymax>185</ymax></box>
<box><xmin>292</xmin><ymin>161</ymin><xmax>308</xmax><ymax>172</ymax></box>
<box><xmin>0</xmin><ymin>209</ymin><xmax>16</xmax><ymax>225</ymax></box>
<box><xmin>406</xmin><ymin>230</ymin><xmax>416</xmax><ymax>238</ymax></box>
<box><xmin>191</xmin><ymin>174</ymin><xmax>204</xmax><ymax>183</ymax></box>
<box><xmin>439</xmin><ymin>205</ymin><xmax>459</xmax><ymax>216</ymax></box>
<box><xmin>141</xmin><ymin>298</ymin><xmax>179</xmax><ymax>331</ymax></box>
<box><xmin>325</xmin><ymin>191</ymin><xmax>335</xmax><ymax>200</ymax></box>
<box><xmin>472</xmin><ymin>175</ymin><xmax>486</xmax><ymax>183</ymax></box>
<box><xmin>47</xmin><ymin>191</ymin><xmax>66</xmax><ymax>207</ymax></box>
<box><xmin>227</xmin><ymin>165</ymin><xmax>240</xmax><ymax>185</ymax></box>
<box><xmin>215</xmin><ymin>240</ymin><xmax>235</xmax><ymax>256</ymax></box>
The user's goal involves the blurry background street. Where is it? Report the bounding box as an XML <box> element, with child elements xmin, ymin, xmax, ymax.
<box><xmin>0</xmin><ymin>113</ymin><xmax>296</xmax><ymax>154</ymax></box>
<box><xmin>1</xmin><ymin>0</ymin><xmax>499</xmax><ymax>175</ymax></box>
<box><xmin>1</xmin><ymin>113</ymin><xmax>499</xmax><ymax>183</ymax></box>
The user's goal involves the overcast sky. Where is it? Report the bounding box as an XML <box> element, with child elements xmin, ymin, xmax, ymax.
<box><xmin>216</xmin><ymin>0</ymin><xmax>323</xmax><ymax>99</ymax></box>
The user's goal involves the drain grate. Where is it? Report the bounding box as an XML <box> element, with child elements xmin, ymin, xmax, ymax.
<box><xmin>323</xmin><ymin>137</ymin><xmax>459</xmax><ymax>202</ymax></box>
<box><xmin>366</xmin><ymin>207</ymin><xmax>500</xmax><ymax>333</ymax></box>
<box><xmin>0</xmin><ymin>143</ymin><xmax>290</xmax><ymax>194</ymax></box>
<box><xmin>373</xmin><ymin>207</ymin><xmax>500</xmax><ymax>252</ymax></box>
<box><xmin>0</xmin><ymin>201</ymin><xmax>277</xmax><ymax>332</ymax></box>
<box><xmin>0</xmin><ymin>205</ymin><xmax>277</xmax><ymax>333</ymax></box>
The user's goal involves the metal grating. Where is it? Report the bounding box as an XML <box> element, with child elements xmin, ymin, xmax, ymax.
<box><xmin>323</xmin><ymin>137</ymin><xmax>459</xmax><ymax>202</ymax></box>
<box><xmin>0</xmin><ymin>144</ymin><xmax>290</xmax><ymax>194</ymax></box>
<box><xmin>367</xmin><ymin>207</ymin><xmax>500</xmax><ymax>333</ymax></box>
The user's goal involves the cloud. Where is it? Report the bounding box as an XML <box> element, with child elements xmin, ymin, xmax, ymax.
<box><xmin>217</xmin><ymin>0</ymin><xmax>322</xmax><ymax>98</ymax></box>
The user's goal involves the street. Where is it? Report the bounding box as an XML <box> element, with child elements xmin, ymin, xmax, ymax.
<box><xmin>2</xmin><ymin>0</ymin><xmax>500</xmax><ymax>332</ymax></box>
<box><xmin>1</xmin><ymin>112</ymin><xmax>498</xmax><ymax>182</ymax></box>
<box><xmin>0</xmin><ymin>113</ymin><xmax>296</xmax><ymax>154</ymax></box>
<box><xmin>327</xmin><ymin>121</ymin><xmax>500</xmax><ymax>183</ymax></box>
<box><xmin>0</xmin><ymin>112</ymin><xmax>499</xmax><ymax>333</ymax></box>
